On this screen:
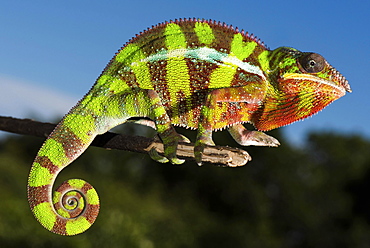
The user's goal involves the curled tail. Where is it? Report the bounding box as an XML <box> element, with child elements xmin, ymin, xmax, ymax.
<box><xmin>27</xmin><ymin>107</ymin><xmax>102</xmax><ymax>235</ymax></box>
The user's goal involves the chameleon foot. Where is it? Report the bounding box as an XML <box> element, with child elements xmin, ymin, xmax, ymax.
<box><xmin>194</xmin><ymin>138</ymin><xmax>215</xmax><ymax>166</ymax></box>
<box><xmin>228</xmin><ymin>124</ymin><xmax>280</xmax><ymax>147</ymax></box>
<box><xmin>149</xmin><ymin>148</ymin><xmax>169</xmax><ymax>163</ymax></box>
<box><xmin>149</xmin><ymin>147</ymin><xmax>185</xmax><ymax>164</ymax></box>
<box><xmin>150</xmin><ymin>133</ymin><xmax>189</xmax><ymax>164</ymax></box>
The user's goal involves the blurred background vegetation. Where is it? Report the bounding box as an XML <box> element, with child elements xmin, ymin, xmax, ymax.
<box><xmin>1</xmin><ymin>123</ymin><xmax>370</xmax><ymax>248</ymax></box>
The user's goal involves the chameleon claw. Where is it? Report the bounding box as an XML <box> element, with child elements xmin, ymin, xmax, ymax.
<box><xmin>194</xmin><ymin>153</ymin><xmax>203</xmax><ymax>166</ymax></box>
<box><xmin>149</xmin><ymin>147</ymin><xmax>185</xmax><ymax>164</ymax></box>
<box><xmin>194</xmin><ymin>145</ymin><xmax>205</xmax><ymax>166</ymax></box>
<box><xmin>148</xmin><ymin>148</ymin><xmax>169</xmax><ymax>163</ymax></box>
<box><xmin>169</xmin><ymin>157</ymin><xmax>186</xmax><ymax>165</ymax></box>
<box><xmin>165</xmin><ymin>146</ymin><xmax>185</xmax><ymax>164</ymax></box>
<box><xmin>194</xmin><ymin>141</ymin><xmax>208</xmax><ymax>166</ymax></box>
<box><xmin>178</xmin><ymin>134</ymin><xmax>191</xmax><ymax>143</ymax></box>
<box><xmin>162</xmin><ymin>135</ymin><xmax>186</xmax><ymax>165</ymax></box>
<box><xmin>245</xmin><ymin>131</ymin><xmax>280</xmax><ymax>147</ymax></box>
<box><xmin>194</xmin><ymin>130</ymin><xmax>215</xmax><ymax>165</ymax></box>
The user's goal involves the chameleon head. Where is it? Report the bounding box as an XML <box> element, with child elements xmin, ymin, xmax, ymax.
<box><xmin>254</xmin><ymin>47</ymin><xmax>351</xmax><ymax>131</ymax></box>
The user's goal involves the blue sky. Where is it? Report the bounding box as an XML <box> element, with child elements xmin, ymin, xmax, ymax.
<box><xmin>1</xmin><ymin>0</ymin><xmax>369</xmax><ymax>145</ymax></box>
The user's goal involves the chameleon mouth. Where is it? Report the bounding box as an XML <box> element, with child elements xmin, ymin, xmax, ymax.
<box><xmin>282</xmin><ymin>73</ymin><xmax>351</xmax><ymax>95</ymax></box>
<box><xmin>330</xmin><ymin>67</ymin><xmax>352</xmax><ymax>93</ymax></box>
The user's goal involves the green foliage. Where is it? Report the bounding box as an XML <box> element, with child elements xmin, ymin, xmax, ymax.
<box><xmin>1</xmin><ymin>128</ymin><xmax>370</xmax><ymax>247</ymax></box>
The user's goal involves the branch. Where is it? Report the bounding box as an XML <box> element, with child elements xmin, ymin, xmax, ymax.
<box><xmin>0</xmin><ymin>116</ymin><xmax>251</xmax><ymax>167</ymax></box>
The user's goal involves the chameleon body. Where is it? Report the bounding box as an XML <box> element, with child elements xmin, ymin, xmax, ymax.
<box><xmin>27</xmin><ymin>18</ymin><xmax>351</xmax><ymax>235</ymax></box>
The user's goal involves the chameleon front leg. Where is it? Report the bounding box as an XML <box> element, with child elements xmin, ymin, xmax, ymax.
<box><xmin>228</xmin><ymin>124</ymin><xmax>280</xmax><ymax>147</ymax></box>
<box><xmin>195</xmin><ymin>85</ymin><xmax>266</xmax><ymax>164</ymax></box>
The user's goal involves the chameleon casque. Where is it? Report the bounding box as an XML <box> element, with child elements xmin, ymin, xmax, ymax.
<box><xmin>27</xmin><ymin>18</ymin><xmax>351</xmax><ymax>235</ymax></box>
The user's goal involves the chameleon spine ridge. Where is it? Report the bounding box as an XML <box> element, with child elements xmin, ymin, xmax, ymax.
<box><xmin>114</xmin><ymin>18</ymin><xmax>268</xmax><ymax>59</ymax></box>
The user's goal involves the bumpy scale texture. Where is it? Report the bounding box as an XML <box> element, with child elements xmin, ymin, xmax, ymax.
<box><xmin>27</xmin><ymin>18</ymin><xmax>351</xmax><ymax>235</ymax></box>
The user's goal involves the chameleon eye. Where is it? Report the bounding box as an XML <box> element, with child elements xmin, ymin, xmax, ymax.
<box><xmin>299</xmin><ymin>53</ymin><xmax>325</xmax><ymax>73</ymax></box>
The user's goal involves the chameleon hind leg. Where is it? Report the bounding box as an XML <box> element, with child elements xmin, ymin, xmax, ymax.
<box><xmin>126</xmin><ymin>118</ymin><xmax>191</xmax><ymax>163</ymax></box>
<box><xmin>123</xmin><ymin>89</ymin><xmax>185</xmax><ymax>164</ymax></box>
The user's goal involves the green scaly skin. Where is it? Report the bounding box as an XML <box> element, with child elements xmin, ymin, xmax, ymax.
<box><xmin>27</xmin><ymin>18</ymin><xmax>351</xmax><ymax>235</ymax></box>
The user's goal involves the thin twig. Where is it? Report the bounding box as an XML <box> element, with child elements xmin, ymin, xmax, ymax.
<box><xmin>0</xmin><ymin>116</ymin><xmax>251</xmax><ymax>166</ymax></box>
